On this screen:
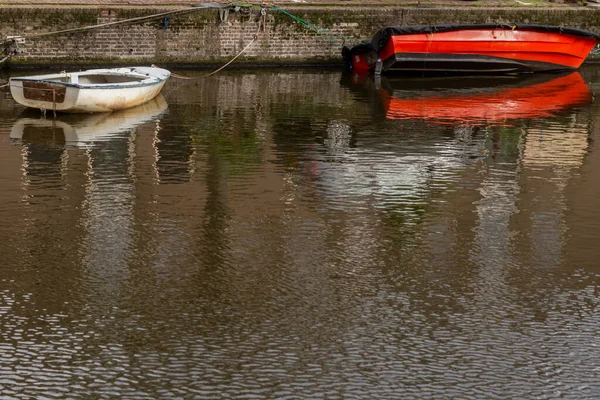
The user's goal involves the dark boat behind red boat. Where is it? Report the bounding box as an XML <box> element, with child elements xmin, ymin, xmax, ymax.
<box><xmin>343</xmin><ymin>24</ymin><xmax>600</xmax><ymax>74</ymax></box>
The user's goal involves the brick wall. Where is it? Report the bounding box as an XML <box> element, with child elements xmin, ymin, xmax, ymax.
<box><xmin>1</xmin><ymin>6</ymin><xmax>600</xmax><ymax>68</ymax></box>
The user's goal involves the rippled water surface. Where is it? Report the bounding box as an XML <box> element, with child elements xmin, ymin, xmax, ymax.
<box><xmin>1</xmin><ymin>67</ymin><xmax>599</xmax><ymax>398</ymax></box>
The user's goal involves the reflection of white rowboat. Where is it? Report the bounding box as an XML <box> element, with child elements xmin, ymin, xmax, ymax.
<box><xmin>10</xmin><ymin>94</ymin><xmax>168</xmax><ymax>145</ymax></box>
<box><xmin>9</xmin><ymin>66</ymin><xmax>170</xmax><ymax>113</ymax></box>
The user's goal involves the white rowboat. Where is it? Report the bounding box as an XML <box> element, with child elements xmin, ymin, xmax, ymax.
<box><xmin>9</xmin><ymin>66</ymin><xmax>171</xmax><ymax>113</ymax></box>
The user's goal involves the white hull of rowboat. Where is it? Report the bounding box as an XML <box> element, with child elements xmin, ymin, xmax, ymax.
<box><xmin>9</xmin><ymin>66</ymin><xmax>170</xmax><ymax>113</ymax></box>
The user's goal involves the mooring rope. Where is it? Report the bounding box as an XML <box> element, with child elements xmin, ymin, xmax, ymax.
<box><xmin>158</xmin><ymin>10</ymin><xmax>266</xmax><ymax>79</ymax></box>
<box><xmin>1</xmin><ymin>3</ymin><xmax>235</xmax><ymax>46</ymax></box>
<box><xmin>0</xmin><ymin>1</ymin><xmax>358</xmax><ymax>81</ymax></box>
<box><xmin>2</xmin><ymin>2</ymin><xmax>360</xmax><ymax>50</ymax></box>
<box><xmin>0</xmin><ymin>10</ymin><xmax>265</xmax><ymax>86</ymax></box>
<box><xmin>265</xmin><ymin>4</ymin><xmax>361</xmax><ymax>47</ymax></box>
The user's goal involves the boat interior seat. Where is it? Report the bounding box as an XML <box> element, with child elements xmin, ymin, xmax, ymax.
<box><xmin>78</xmin><ymin>74</ymin><xmax>145</xmax><ymax>85</ymax></box>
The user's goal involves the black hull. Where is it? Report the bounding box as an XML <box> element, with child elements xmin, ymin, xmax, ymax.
<box><xmin>382</xmin><ymin>53</ymin><xmax>573</xmax><ymax>74</ymax></box>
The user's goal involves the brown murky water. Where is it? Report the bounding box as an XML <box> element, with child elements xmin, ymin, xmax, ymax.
<box><xmin>0</xmin><ymin>66</ymin><xmax>599</xmax><ymax>398</ymax></box>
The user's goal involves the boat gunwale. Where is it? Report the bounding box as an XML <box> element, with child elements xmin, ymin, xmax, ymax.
<box><xmin>10</xmin><ymin>74</ymin><xmax>167</xmax><ymax>90</ymax></box>
<box><xmin>9</xmin><ymin>67</ymin><xmax>170</xmax><ymax>90</ymax></box>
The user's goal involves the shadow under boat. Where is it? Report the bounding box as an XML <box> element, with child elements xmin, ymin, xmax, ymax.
<box><xmin>10</xmin><ymin>94</ymin><xmax>168</xmax><ymax>146</ymax></box>
<box><xmin>342</xmin><ymin>71</ymin><xmax>592</xmax><ymax>126</ymax></box>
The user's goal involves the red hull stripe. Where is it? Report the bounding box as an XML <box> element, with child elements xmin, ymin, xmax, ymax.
<box><xmin>380</xmin><ymin>30</ymin><xmax>598</xmax><ymax>70</ymax></box>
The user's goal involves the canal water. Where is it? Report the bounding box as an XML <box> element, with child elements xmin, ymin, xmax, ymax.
<box><xmin>0</xmin><ymin>66</ymin><xmax>599</xmax><ymax>399</ymax></box>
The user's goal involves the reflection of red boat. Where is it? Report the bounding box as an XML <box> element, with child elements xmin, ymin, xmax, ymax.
<box><xmin>343</xmin><ymin>25</ymin><xmax>600</xmax><ymax>74</ymax></box>
<box><xmin>377</xmin><ymin>72</ymin><xmax>591</xmax><ymax>125</ymax></box>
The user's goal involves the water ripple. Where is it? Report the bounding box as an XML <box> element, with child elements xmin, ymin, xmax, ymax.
<box><xmin>0</xmin><ymin>69</ymin><xmax>599</xmax><ymax>398</ymax></box>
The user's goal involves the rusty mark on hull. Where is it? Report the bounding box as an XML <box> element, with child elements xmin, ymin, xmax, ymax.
<box><xmin>23</xmin><ymin>82</ymin><xmax>66</xmax><ymax>103</ymax></box>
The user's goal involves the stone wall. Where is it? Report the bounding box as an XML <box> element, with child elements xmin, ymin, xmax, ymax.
<box><xmin>1</xmin><ymin>6</ymin><xmax>600</xmax><ymax>68</ymax></box>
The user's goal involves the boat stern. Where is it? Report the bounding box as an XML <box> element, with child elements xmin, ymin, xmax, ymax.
<box><xmin>10</xmin><ymin>79</ymin><xmax>78</xmax><ymax>112</ymax></box>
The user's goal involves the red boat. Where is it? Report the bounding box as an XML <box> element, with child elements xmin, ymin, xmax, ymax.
<box><xmin>376</xmin><ymin>72</ymin><xmax>592</xmax><ymax>125</ymax></box>
<box><xmin>343</xmin><ymin>24</ymin><xmax>600</xmax><ymax>74</ymax></box>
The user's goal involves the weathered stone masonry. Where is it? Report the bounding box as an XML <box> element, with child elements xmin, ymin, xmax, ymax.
<box><xmin>2</xmin><ymin>6</ymin><xmax>600</xmax><ymax>68</ymax></box>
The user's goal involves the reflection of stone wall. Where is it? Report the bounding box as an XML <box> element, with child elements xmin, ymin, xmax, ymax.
<box><xmin>522</xmin><ymin>122</ymin><xmax>589</xmax><ymax>168</ymax></box>
<box><xmin>162</xmin><ymin>72</ymin><xmax>353</xmax><ymax>110</ymax></box>
<box><xmin>2</xmin><ymin>7</ymin><xmax>600</xmax><ymax>66</ymax></box>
